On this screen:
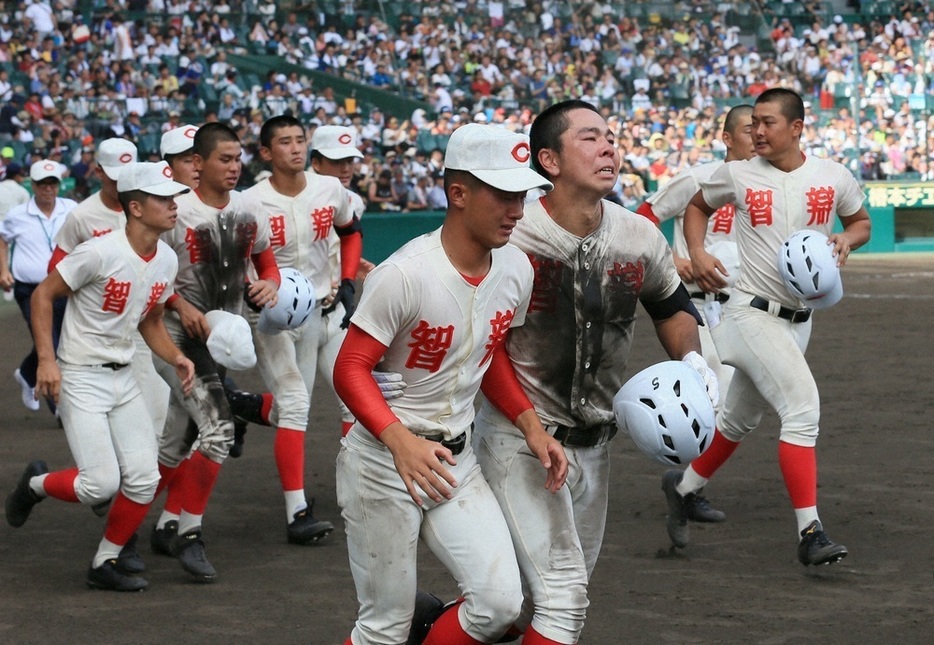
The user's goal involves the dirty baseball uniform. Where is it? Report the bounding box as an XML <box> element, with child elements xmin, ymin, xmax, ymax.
<box><xmin>473</xmin><ymin>197</ymin><xmax>681</xmax><ymax>643</ymax></box>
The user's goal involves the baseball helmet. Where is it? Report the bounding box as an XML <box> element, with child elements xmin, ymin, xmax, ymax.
<box><xmin>612</xmin><ymin>361</ymin><xmax>715</xmax><ymax>466</ymax></box>
<box><xmin>257</xmin><ymin>268</ymin><xmax>316</xmax><ymax>334</ymax></box>
<box><xmin>706</xmin><ymin>240</ymin><xmax>741</xmax><ymax>287</ymax></box>
<box><xmin>777</xmin><ymin>229</ymin><xmax>842</xmax><ymax>310</ymax></box>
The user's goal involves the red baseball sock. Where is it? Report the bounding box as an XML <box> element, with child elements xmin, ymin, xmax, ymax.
<box><xmin>103</xmin><ymin>491</ymin><xmax>151</xmax><ymax>546</ymax></box>
<box><xmin>274</xmin><ymin>428</ymin><xmax>305</xmax><ymax>491</ymax></box>
<box><xmin>341</xmin><ymin>420</ymin><xmax>354</xmax><ymax>437</ymax></box>
<box><xmin>178</xmin><ymin>451</ymin><xmax>222</xmax><ymax>515</ymax></box>
<box><xmin>691</xmin><ymin>429</ymin><xmax>740</xmax><ymax>479</ymax></box>
<box><xmin>42</xmin><ymin>468</ymin><xmax>80</xmax><ymax>502</ymax></box>
<box><xmin>163</xmin><ymin>459</ymin><xmax>188</xmax><ymax>515</ymax></box>
<box><xmin>522</xmin><ymin>626</ymin><xmax>569</xmax><ymax>645</ymax></box>
<box><xmin>423</xmin><ymin>601</ymin><xmax>482</xmax><ymax>645</ymax></box>
<box><xmin>778</xmin><ymin>441</ymin><xmax>817</xmax><ymax>509</ymax></box>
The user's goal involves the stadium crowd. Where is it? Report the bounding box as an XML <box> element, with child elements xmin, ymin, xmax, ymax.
<box><xmin>2</xmin><ymin>0</ymin><xmax>934</xmax><ymax>213</ymax></box>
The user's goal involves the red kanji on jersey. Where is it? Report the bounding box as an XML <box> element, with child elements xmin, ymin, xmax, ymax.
<box><xmin>142</xmin><ymin>282</ymin><xmax>167</xmax><ymax>316</ymax></box>
<box><xmin>805</xmin><ymin>186</ymin><xmax>835</xmax><ymax>225</ymax></box>
<box><xmin>607</xmin><ymin>260</ymin><xmax>644</xmax><ymax>292</ymax></box>
<box><xmin>92</xmin><ymin>228</ymin><xmax>113</xmax><ymax>238</ymax></box>
<box><xmin>185</xmin><ymin>227</ymin><xmax>214</xmax><ymax>264</ymax></box>
<box><xmin>102</xmin><ymin>277</ymin><xmax>131</xmax><ymax>314</ymax></box>
<box><xmin>745</xmin><ymin>188</ymin><xmax>773</xmax><ymax>227</ymax></box>
<box><xmin>711</xmin><ymin>203</ymin><xmax>735</xmax><ymax>234</ymax></box>
<box><xmin>235</xmin><ymin>221</ymin><xmax>258</xmax><ymax>256</ymax></box>
<box><xmin>528</xmin><ymin>254</ymin><xmax>563</xmax><ymax>313</ymax></box>
<box><xmin>479</xmin><ymin>309</ymin><xmax>515</xmax><ymax>367</ymax></box>
<box><xmin>311</xmin><ymin>206</ymin><xmax>334</xmax><ymax>241</ymax></box>
<box><xmin>405</xmin><ymin>320</ymin><xmax>455</xmax><ymax>372</ymax></box>
<box><xmin>269</xmin><ymin>214</ymin><xmax>286</xmax><ymax>247</ymax></box>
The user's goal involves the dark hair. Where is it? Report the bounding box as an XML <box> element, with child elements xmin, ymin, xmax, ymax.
<box><xmin>755</xmin><ymin>88</ymin><xmax>804</xmax><ymax>123</ymax></box>
<box><xmin>259</xmin><ymin>114</ymin><xmax>303</xmax><ymax>149</ymax></box>
<box><xmin>529</xmin><ymin>99</ymin><xmax>600</xmax><ymax>177</ymax></box>
<box><xmin>117</xmin><ymin>188</ymin><xmax>149</xmax><ymax>218</ymax></box>
<box><xmin>193</xmin><ymin>121</ymin><xmax>240</xmax><ymax>159</ymax></box>
<box><xmin>443</xmin><ymin>168</ymin><xmax>479</xmax><ymax>197</ymax></box>
<box><xmin>722</xmin><ymin>104</ymin><xmax>754</xmax><ymax>136</ymax></box>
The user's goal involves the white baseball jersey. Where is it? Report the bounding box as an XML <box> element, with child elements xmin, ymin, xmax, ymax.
<box><xmin>55</xmin><ymin>229</ymin><xmax>177</xmax><ymax>366</ymax></box>
<box><xmin>54</xmin><ymin>192</ymin><xmax>126</xmax><ymax>253</ymax></box>
<box><xmin>504</xmin><ymin>198</ymin><xmax>681</xmax><ymax>430</ymax></box>
<box><xmin>161</xmin><ymin>190</ymin><xmax>271</xmax><ymax>314</ymax></box>
<box><xmin>700</xmin><ymin>155</ymin><xmax>864</xmax><ymax>308</ymax></box>
<box><xmin>243</xmin><ymin>171</ymin><xmax>353</xmax><ymax>299</ymax></box>
<box><xmin>647</xmin><ymin>160</ymin><xmax>736</xmax><ymax>260</ymax></box>
<box><xmin>351</xmin><ymin>227</ymin><xmax>533</xmax><ymax>441</ymax></box>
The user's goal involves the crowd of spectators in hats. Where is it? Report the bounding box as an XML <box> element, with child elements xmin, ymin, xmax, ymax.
<box><xmin>2</xmin><ymin>0</ymin><xmax>934</xmax><ymax>213</ymax></box>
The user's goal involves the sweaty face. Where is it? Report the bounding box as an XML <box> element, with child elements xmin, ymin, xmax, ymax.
<box><xmin>551</xmin><ymin>108</ymin><xmax>619</xmax><ymax>196</ymax></box>
<box><xmin>312</xmin><ymin>156</ymin><xmax>355</xmax><ymax>187</ymax></box>
<box><xmin>751</xmin><ymin>101</ymin><xmax>802</xmax><ymax>161</ymax></box>
<box><xmin>263</xmin><ymin>125</ymin><xmax>307</xmax><ymax>174</ymax></box>
<box><xmin>137</xmin><ymin>193</ymin><xmax>180</xmax><ymax>232</ymax></box>
<box><xmin>196</xmin><ymin>140</ymin><xmax>242</xmax><ymax>192</ymax></box>
<box><xmin>169</xmin><ymin>152</ymin><xmax>199</xmax><ymax>189</ymax></box>
<box><xmin>463</xmin><ymin>179</ymin><xmax>526</xmax><ymax>250</ymax></box>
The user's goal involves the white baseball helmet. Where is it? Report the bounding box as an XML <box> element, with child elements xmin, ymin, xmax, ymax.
<box><xmin>706</xmin><ymin>240</ymin><xmax>740</xmax><ymax>287</ymax></box>
<box><xmin>612</xmin><ymin>361</ymin><xmax>715</xmax><ymax>466</ymax></box>
<box><xmin>257</xmin><ymin>268</ymin><xmax>316</xmax><ymax>334</ymax></box>
<box><xmin>777</xmin><ymin>229</ymin><xmax>843</xmax><ymax>310</ymax></box>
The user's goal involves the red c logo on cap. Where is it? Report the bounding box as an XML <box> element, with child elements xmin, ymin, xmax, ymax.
<box><xmin>184</xmin><ymin>127</ymin><xmax>197</xmax><ymax>138</ymax></box>
<box><xmin>338</xmin><ymin>133</ymin><xmax>352</xmax><ymax>145</ymax></box>
<box><xmin>162</xmin><ymin>166</ymin><xmax>174</xmax><ymax>178</ymax></box>
<box><xmin>119</xmin><ymin>153</ymin><xmax>133</xmax><ymax>163</ymax></box>
<box><xmin>511</xmin><ymin>142</ymin><xmax>530</xmax><ymax>163</ymax></box>
<box><xmin>43</xmin><ymin>163</ymin><xmax>56</xmax><ymax>171</ymax></box>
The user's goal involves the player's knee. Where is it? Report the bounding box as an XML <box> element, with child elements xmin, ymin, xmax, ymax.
<box><xmin>76</xmin><ymin>468</ymin><xmax>121</xmax><ymax>506</ymax></box>
<box><xmin>273</xmin><ymin>386</ymin><xmax>310</xmax><ymax>429</ymax></box>
<box><xmin>466</xmin><ymin>586</ymin><xmax>523</xmax><ymax>639</ymax></box>
<box><xmin>780</xmin><ymin>403</ymin><xmax>820</xmax><ymax>446</ymax></box>
<box><xmin>120</xmin><ymin>468</ymin><xmax>160</xmax><ymax>503</ymax></box>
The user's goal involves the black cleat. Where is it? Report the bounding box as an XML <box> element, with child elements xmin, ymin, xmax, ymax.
<box><xmin>86</xmin><ymin>559</ymin><xmax>149</xmax><ymax>591</ymax></box>
<box><xmin>226</xmin><ymin>389</ymin><xmax>269</xmax><ymax>427</ymax></box>
<box><xmin>662</xmin><ymin>470</ymin><xmax>725</xmax><ymax>548</ymax></box>
<box><xmin>406</xmin><ymin>591</ymin><xmax>446</xmax><ymax>645</ymax></box>
<box><xmin>228</xmin><ymin>420</ymin><xmax>248</xmax><ymax>458</ymax></box>
<box><xmin>798</xmin><ymin>520</ymin><xmax>848</xmax><ymax>566</ymax></box>
<box><xmin>172</xmin><ymin>529</ymin><xmax>217</xmax><ymax>582</ymax></box>
<box><xmin>116</xmin><ymin>533</ymin><xmax>145</xmax><ymax>574</ymax></box>
<box><xmin>150</xmin><ymin>520</ymin><xmax>178</xmax><ymax>556</ymax></box>
<box><xmin>6</xmin><ymin>460</ymin><xmax>48</xmax><ymax>527</ymax></box>
<box><xmin>287</xmin><ymin>505</ymin><xmax>335</xmax><ymax>545</ymax></box>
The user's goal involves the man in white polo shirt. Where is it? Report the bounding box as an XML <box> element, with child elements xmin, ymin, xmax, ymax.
<box><xmin>0</xmin><ymin>159</ymin><xmax>77</xmax><ymax>412</ymax></box>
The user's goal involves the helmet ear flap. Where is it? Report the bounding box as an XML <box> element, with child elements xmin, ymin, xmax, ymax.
<box><xmin>613</xmin><ymin>361</ymin><xmax>715</xmax><ymax>466</ymax></box>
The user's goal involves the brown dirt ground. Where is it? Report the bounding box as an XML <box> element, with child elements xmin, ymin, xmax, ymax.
<box><xmin>1</xmin><ymin>253</ymin><xmax>932</xmax><ymax>644</ymax></box>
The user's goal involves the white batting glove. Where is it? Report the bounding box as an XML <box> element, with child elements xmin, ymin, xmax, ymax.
<box><xmin>682</xmin><ymin>350</ymin><xmax>719</xmax><ymax>408</ymax></box>
<box><xmin>372</xmin><ymin>371</ymin><xmax>406</xmax><ymax>400</ymax></box>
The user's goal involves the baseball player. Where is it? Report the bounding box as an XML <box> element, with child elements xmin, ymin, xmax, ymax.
<box><xmin>4</xmin><ymin>161</ymin><xmax>194</xmax><ymax>591</ymax></box>
<box><xmin>333</xmin><ymin>124</ymin><xmax>568</xmax><ymax>645</ymax></box>
<box><xmin>0</xmin><ymin>159</ymin><xmax>77</xmax><ymax>413</ymax></box>
<box><xmin>150</xmin><ymin>122</ymin><xmax>280</xmax><ymax>582</ymax></box>
<box><xmin>241</xmin><ymin>115</ymin><xmax>362</xmax><ymax>544</ymax></box>
<box><xmin>669</xmin><ymin>87</ymin><xmax>871</xmax><ymax>566</ymax></box>
<box><xmin>636</xmin><ymin>104</ymin><xmax>756</xmax><ymax>412</ymax></box>
<box><xmin>471</xmin><ymin>100</ymin><xmax>718</xmax><ymax>645</ymax></box>
<box><xmin>308</xmin><ymin>124</ymin><xmax>371</xmax><ymax>436</ymax></box>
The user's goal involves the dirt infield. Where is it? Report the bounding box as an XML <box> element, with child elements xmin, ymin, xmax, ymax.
<box><xmin>1</xmin><ymin>253</ymin><xmax>932</xmax><ymax>644</ymax></box>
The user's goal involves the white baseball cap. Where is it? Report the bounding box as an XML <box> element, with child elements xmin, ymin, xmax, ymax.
<box><xmin>444</xmin><ymin>124</ymin><xmax>553</xmax><ymax>193</ymax></box>
<box><xmin>311</xmin><ymin>125</ymin><xmax>363</xmax><ymax>160</ymax></box>
<box><xmin>161</xmin><ymin>124</ymin><xmax>199</xmax><ymax>157</ymax></box>
<box><xmin>97</xmin><ymin>138</ymin><xmax>138</xmax><ymax>180</ymax></box>
<box><xmin>117</xmin><ymin>161</ymin><xmax>191</xmax><ymax>196</ymax></box>
<box><xmin>29</xmin><ymin>159</ymin><xmax>64</xmax><ymax>182</ymax></box>
<box><xmin>204</xmin><ymin>310</ymin><xmax>257</xmax><ymax>370</ymax></box>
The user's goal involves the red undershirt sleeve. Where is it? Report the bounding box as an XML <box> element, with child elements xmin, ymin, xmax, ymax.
<box><xmin>635</xmin><ymin>201</ymin><xmax>660</xmax><ymax>225</ymax></box>
<box><xmin>337</xmin><ymin>229</ymin><xmax>363</xmax><ymax>282</ymax></box>
<box><xmin>47</xmin><ymin>246</ymin><xmax>68</xmax><ymax>273</ymax></box>
<box><xmin>480</xmin><ymin>341</ymin><xmax>535</xmax><ymax>424</ymax></box>
<box><xmin>333</xmin><ymin>324</ymin><xmax>401</xmax><ymax>438</ymax></box>
<box><xmin>250</xmin><ymin>247</ymin><xmax>280</xmax><ymax>286</ymax></box>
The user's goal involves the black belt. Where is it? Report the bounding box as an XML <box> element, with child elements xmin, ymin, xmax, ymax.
<box><xmin>101</xmin><ymin>362</ymin><xmax>129</xmax><ymax>370</ymax></box>
<box><xmin>749</xmin><ymin>296</ymin><xmax>812</xmax><ymax>323</ymax></box>
<box><xmin>551</xmin><ymin>424</ymin><xmax>618</xmax><ymax>448</ymax></box>
<box><xmin>689</xmin><ymin>291</ymin><xmax>730</xmax><ymax>303</ymax></box>
<box><xmin>424</xmin><ymin>432</ymin><xmax>467</xmax><ymax>456</ymax></box>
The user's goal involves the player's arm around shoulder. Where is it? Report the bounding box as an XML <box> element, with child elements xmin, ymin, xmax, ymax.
<box><xmin>139</xmin><ymin>303</ymin><xmax>195</xmax><ymax>395</ymax></box>
<box><xmin>31</xmin><ymin>270</ymin><xmax>73</xmax><ymax>405</ymax></box>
